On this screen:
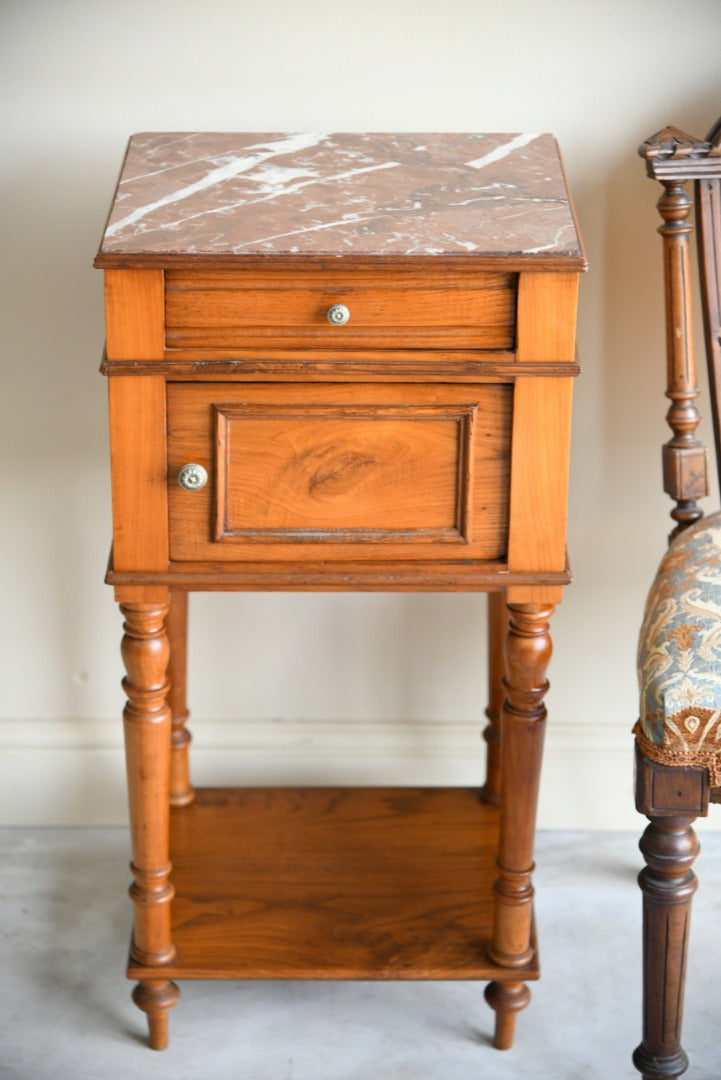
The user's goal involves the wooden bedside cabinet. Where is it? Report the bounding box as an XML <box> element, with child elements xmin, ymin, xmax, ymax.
<box><xmin>95</xmin><ymin>132</ymin><xmax>585</xmax><ymax>1052</ymax></box>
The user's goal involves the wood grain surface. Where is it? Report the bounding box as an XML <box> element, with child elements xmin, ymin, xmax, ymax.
<box><xmin>165</xmin><ymin>269</ymin><xmax>516</xmax><ymax>351</ymax></box>
<box><xmin>167</xmin><ymin>382</ymin><xmax>512</xmax><ymax>562</ymax></box>
<box><xmin>127</xmin><ymin>786</ymin><xmax>539</xmax><ymax>983</ymax></box>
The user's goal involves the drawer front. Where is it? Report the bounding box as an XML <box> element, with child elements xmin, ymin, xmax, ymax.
<box><xmin>167</xmin><ymin>382</ymin><xmax>512</xmax><ymax>562</ymax></box>
<box><xmin>164</xmin><ymin>269</ymin><xmax>516</xmax><ymax>351</ymax></box>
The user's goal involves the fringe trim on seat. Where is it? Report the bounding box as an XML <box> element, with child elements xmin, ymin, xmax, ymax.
<box><xmin>633</xmin><ymin>721</ymin><xmax>721</xmax><ymax>787</ymax></box>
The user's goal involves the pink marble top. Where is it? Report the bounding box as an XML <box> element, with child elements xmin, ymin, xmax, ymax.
<box><xmin>95</xmin><ymin>132</ymin><xmax>584</xmax><ymax>267</ymax></box>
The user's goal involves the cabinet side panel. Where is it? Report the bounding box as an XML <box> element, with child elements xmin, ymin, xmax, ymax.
<box><xmin>105</xmin><ymin>269</ymin><xmax>165</xmax><ymax>361</ymax></box>
<box><xmin>516</xmin><ymin>272</ymin><xmax>578</xmax><ymax>362</ymax></box>
<box><xmin>507</xmin><ymin>376</ymin><xmax>573</xmax><ymax>600</ymax></box>
<box><xmin>509</xmin><ymin>271</ymin><xmax>578</xmax><ymax>603</ymax></box>
<box><xmin>108</xmin><ymin>375</ymin><xmax>169</xmax><ymax>571</ymax></box>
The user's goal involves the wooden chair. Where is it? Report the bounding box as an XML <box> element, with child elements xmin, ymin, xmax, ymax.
<box><xmin>634</xmin><ymin>117</ymin><xmax>721</xmax><ymax>1080</ymax></box>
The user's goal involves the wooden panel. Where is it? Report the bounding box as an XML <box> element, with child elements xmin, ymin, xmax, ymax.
<box><xmin>167</xmin><ymin>382</ymin><xmax>512</xmax><ymax>562</ymax></box>
<box><xmin>104</xmin><ymin>269</ymin><xmax>164</xmax><ymax>360</ymax></box>
<box><xmin>214</xmin><ymin>403</ymin><xmax>474</xmax><ymax>543</ymax></box>
<box><xmin>516</xmin><ymin>272</ymin><xmax>578</xmax><ymax>362</ymax></box>
<box><xmin>127</xmin><ymin>787</ymin><xmax>540</xmax><ymax>982</ymax></box>
<box><xmin>506</xmin><ymin>377</ymin><xmax>573</xmax><ymax>603</ymax></box>
<box><xmin>164</xmin><ymin>269</ymin><xmax>516</xmax><ymax>351</ymax></box>
<box><xmin>108</xmin><ymin>376</ymin><xmax>169</xmax><ymax>571</ymax></box>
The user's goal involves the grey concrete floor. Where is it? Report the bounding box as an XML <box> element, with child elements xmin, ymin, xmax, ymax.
<box><xmin>2</xmin><ymin>827</ymin><xmax>721</xmax><ymax>1080</ymax></box>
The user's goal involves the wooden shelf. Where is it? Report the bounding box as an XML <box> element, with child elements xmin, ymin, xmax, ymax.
<box><xmin>128</xmin><ymin>786</ymin><xmax>538</xmax><ymax>984</ymax></box>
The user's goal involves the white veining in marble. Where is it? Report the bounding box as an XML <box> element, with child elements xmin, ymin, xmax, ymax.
<box><xmin>105</xmin><ymin>132</ymin><xmax>329</xmax><ymax>237</ymax></box>
<box><xmin>153</xmin><ymin>160</ymin><xmax>403</xmax><ymax>238</ymax></box>
<box><xmin>465</xmin><ymin>132</ymin><xmax>540</xmax><ymax>171</ymax></box>
<box><xmin>97</xmin><ymin>132</ymin><xmax>584</xmax><ymax>262</ymax></box>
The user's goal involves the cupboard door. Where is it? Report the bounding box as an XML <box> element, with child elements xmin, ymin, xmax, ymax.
<box><xmin>167</xmin><ymin>382</ymin><xmax>512</xmax><ymax>562</ymax></box>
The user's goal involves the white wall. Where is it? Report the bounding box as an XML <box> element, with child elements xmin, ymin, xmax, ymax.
<box><xmin>2</xmin><ymin>0</ymin><xmax>721</xmax><ymax>829</ymax></box>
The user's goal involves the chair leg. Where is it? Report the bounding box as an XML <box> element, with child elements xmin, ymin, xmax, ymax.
<box><xmin>633</xmin><ymin>746</ymin><xmax>709</xmax><ymax>1080</ymax></box>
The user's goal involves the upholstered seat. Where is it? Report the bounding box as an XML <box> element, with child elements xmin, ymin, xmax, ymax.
<box><xmin>636</xmin><ymin>510</ymin><xmax>721</xmax><ymax>787</ymax></box>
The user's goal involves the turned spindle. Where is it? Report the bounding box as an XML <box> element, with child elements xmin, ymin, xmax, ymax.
<box><xmin>120</xmin><ymin>601</ymin><xmax>179</xmax><ymax>1047</ymax></box>
<box><xmin>487</xmin><ymin>603</ymin><xmax>553</xmax><ymax>1048</ymax></box>
<box><xmin>166</xmin><ymin>590</ymin><xmax>194</xmax><ymax>807</ymax></box>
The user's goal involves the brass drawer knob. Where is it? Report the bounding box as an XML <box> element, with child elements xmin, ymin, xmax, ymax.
<box><xmin>177</xmin><ymin>463</ymin><xmax>208</xmax><ymax>491</ymax></box>
<box><xmin>326</xmin><ymin>303</ymin><xmax>350</xmax><ymax>326</ymax></box>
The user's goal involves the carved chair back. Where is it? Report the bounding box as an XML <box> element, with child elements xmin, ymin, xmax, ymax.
<box><xmin>639</xmin><ymin>119</ymin><xmax>721</xmax><ymax>531</ymax></box>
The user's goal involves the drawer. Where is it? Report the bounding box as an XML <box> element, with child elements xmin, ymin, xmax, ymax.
<box><xmin>167</xmin><ymin>382</ymin><xmax>512</xmax><ymax>562</ymax></box>
<box><xmin>164</xmin><ymin>269</ymin><xmax>516</xmax><ymax>351</ymax></box>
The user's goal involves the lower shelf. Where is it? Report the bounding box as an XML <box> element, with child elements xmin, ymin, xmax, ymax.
<box><xmin>127</xmin><ymin>786</ymin><xmax>538</xmax><ymax>984</ymax></box>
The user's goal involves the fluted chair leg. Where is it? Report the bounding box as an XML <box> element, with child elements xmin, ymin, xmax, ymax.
<box><xmin>633</xmin><ymin>747</ymin><xmax>709</xmax><ymax>1079</ymax></box>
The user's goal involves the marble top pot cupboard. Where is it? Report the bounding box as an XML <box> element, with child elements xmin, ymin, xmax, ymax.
<box><xmin>94</xmin><ymin>132</ymin><xmax>585</xmax><ymax>1052</ymax></box>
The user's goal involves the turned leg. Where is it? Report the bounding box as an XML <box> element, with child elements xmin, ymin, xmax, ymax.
<box><xmin>633</xmin><ymin>747</ymin><xmax>709</xmax><ymax>1080</ymax></box>
<box><xmin>132</xmin><ymin>979</ymin><xmax>180</xmax><ymax>1052</ymax></box>
<box><xmin>484</xmin><ymin>980</ymin><xmax>531</xmax><ymax>1050</ymax></box>
<box><xmin>166</xmin><ymin>590</ymin><xmax>194</xmax><ymax>808</ymax></box>
<box><xmin>481</xmin><ymin>590</ymin><xmax>508</xmax><ymax>807</ymax></box>
<box><xmin>487</xmin><ymin>602</ymin><xmax>553</xmax><ymax>1049</ymax></box>
<box><xmin>120</xmin><ymin>600</ymin><xmax>179</xmax><ymax>1049</ymax></box>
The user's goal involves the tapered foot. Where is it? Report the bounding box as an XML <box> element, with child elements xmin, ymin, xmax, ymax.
<box><xmin>484</xmin><ymin>980</ymin><xmax>531</xmax><ymax>1050</ymax></box>
<box><xmin>132</xmin><ymin>979</ymin><xmax>180</xmax><ymax>1050</ymax></box>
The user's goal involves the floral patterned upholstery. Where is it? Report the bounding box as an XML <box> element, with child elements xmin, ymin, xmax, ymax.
<box><xmin>636</xmin><ymin>510</ymin><xmax>721</xmax><ymax>785</ymax></box>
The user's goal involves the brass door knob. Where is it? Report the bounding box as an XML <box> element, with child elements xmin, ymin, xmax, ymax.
<box><xmin>177</xmin><ymin>463</ymin><xmax>208</xmax><ymax>490</ymax></box>
<box><xmin>326</xmin><ymin>303</ymin><xmax>350</xmax><ymax>325</ymax></box>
